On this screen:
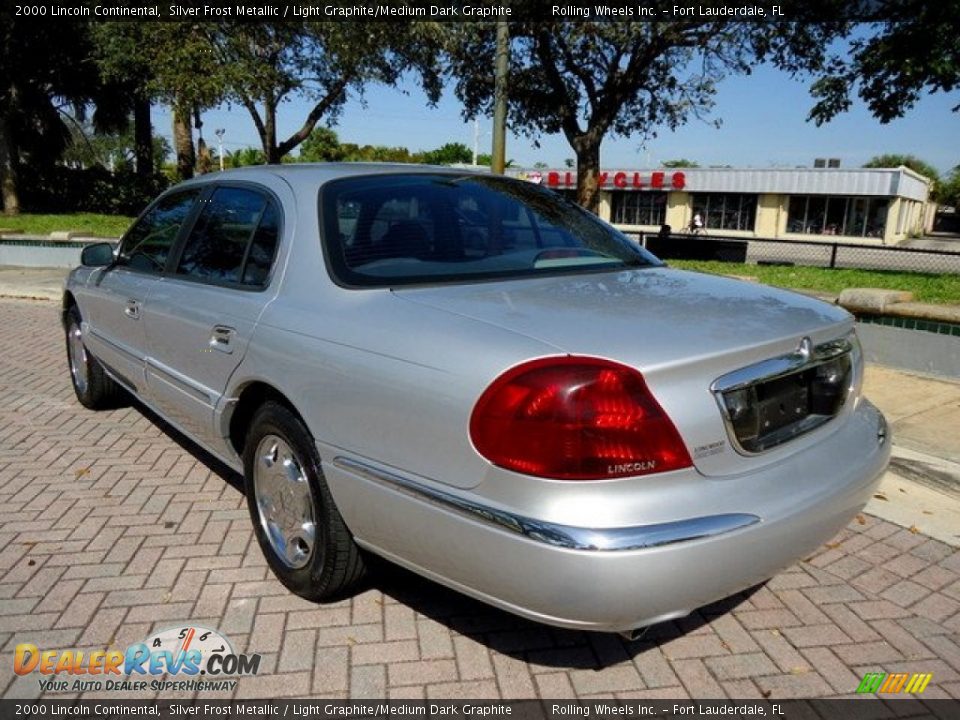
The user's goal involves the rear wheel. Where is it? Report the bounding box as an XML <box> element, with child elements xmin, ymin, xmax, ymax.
<box><xmin>65</xmin><ymin>305</ymin><xmax>124</xmax><ymax>409</ymax></box>
<box><xmin>243</xmin><ymin>401</ymin><xmax>365</xmax><ymax>600</ymax></box>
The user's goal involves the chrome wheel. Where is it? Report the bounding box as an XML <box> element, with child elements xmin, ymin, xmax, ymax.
<box><xmin>68</xmin><ymin>322</ymin><xmax>89</xmax><ymax>395</ymax></box>
<box><xmin>253</xmin><ymin>434</ymin><xmax>317</xmax><ymax>569</ymax></box>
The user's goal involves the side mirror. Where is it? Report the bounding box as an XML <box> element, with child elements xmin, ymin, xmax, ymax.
<box><xmin>80</xmin><ymin>242</ymin><xmax>116</xmax><ymax>268</ymax></box>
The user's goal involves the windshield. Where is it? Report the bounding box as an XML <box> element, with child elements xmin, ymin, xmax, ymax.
<box><xmin>319</xmin><ymin>173</ymin><xmax>662</xmax><ymax>287</ymax></box>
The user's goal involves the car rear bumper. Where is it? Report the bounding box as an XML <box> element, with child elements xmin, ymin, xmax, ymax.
<box><xmin>325</xmin><ymin>400</ymin><xmax>889</xmax><ymax>633</ymax></box>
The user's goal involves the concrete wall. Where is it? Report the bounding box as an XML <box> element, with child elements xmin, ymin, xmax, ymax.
<box><xmin>0</xmin><ymin>241</ymin><xmax>84</xmax><ymax>268</ymax></box>
<box><xmin>858</xmin><ymin>322</ymin><xmax>960</xmax><ymax>379</ymax></box>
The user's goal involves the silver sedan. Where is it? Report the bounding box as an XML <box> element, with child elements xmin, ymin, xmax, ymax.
<box><xmin>63</xmin><ymin>164</ymin><xmax>889</xmax><ymax>636</ymax></box>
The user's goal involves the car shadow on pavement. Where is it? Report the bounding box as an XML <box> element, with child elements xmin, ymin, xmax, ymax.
<box><xmin>370</xmin><ymin>556</ymin><xmax>763</xmax><ymax>670</ymax></box>
<box><xmin>130</xmin><ymin>397</ymin><xmax>246</xmax><ymax>495</ymax></box>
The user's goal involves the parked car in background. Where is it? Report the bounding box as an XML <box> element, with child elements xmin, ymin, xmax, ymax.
<box><xmin>63</xmin><ymin>164</ymin><xmax>890</xmax><ymax>636</ymax></box>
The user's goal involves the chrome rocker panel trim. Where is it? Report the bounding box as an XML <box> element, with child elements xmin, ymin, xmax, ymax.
<box><xmin>332</xmin><ymin>456</ymin><xmax>760</xmax><ymax>552</ymax></box>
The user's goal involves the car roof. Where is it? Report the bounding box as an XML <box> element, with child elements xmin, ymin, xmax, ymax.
<box><xmin>179</xmin><ymin>163</ymin><xmax>490</xmax><ymax>192</ymax></box>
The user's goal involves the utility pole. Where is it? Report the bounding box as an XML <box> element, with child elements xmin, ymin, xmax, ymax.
<box><xmin>491</xmin><ymin>21</ymin><xmax>509</xmax><ymax>175</ymax></box>
<box><xmin>215</xmin><ymin>129</ymin><xmax>225</xmax><ymax>172</ymax></box>
<box><xmin>472</xmin><ymin>119</ymin><xmax>480</xmax><ymax>166</ymax></box>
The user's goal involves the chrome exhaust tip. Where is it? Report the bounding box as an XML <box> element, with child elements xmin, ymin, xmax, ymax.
<box><xmin>619</xmin><ymin>627</ymin><xmax>648</xmax><ymax>642</ymax></box>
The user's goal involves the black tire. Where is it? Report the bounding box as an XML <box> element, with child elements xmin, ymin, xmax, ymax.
<box><xmin>65</xmin><ymin>305</ymin><xmax>125</xmax><ymax>410</ymax></box>
<box><xmin>243</xmin><ymin>401</ymin><xmax>365</xmax><ymax>600</ymax></box>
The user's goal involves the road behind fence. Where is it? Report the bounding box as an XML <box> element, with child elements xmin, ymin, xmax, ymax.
<box><xmin>638</xmin><ymin>233</ymin><xmax>960</xmax><ymax>275</ymax></box>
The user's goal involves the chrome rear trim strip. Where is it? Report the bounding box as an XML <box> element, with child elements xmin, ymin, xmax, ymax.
<box><xmin>332</xmin><ymin>456</ymin><xmax>760</xmax><ymax>552</ymax></box>
<box><xmin>710</xmin><ymin>333</ymin><xmax>858</xmax><ymax>456</ymax></box>
<box><xmin>711</xmin><ymin>336</ymin><xmax>853</xmax><ymax>395</ymax></box>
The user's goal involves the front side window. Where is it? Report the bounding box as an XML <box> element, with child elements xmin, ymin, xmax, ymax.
<box><xmin>321</xmin><ymin>174</ymin><xmax>660</xmax><ymax>287</ymax></box>
<box><xmin>176</xmin><ymin>187</ymin><xmax>280</xmax><ymax>286</ymax></box>
<box><xmin>117</xmin><ymin>190</ymin><xmax>200</xmax><ymax>272</ymax></box>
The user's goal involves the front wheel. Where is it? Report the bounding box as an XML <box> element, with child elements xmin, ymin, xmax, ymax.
<box><xmin>65</xmin><ymin>305</ymin><xmax>124</xmax><ymax>410</ymax></box>
<box><xmin>243</xmin><ymin>401</ymin><xmax>365</xmax><ymax>600</ymax></box>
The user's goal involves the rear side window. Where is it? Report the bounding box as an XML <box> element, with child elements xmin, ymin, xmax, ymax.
<box><xmin>118</xmin><ymin>190</ymin><xmax>200</xmax><ymax>272</ymax></box>
<box><xmin>243</xmin><ymin>202</ymin><xmax>280</xmax><ymax>285</ymax></box>
<box><xmin>176</xmin><ymin>187</ymin><xmax>280</xmax><ymax>286</ymax></box>
<box><xmin>321</xmin><ymin>174</ymin><xmax>658</xmax><ymax>288</ymax></box>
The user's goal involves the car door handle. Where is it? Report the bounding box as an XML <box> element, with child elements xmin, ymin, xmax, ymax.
<box><xmin>124</xmin><ymin>299</ymin><xmax>141</xmax><ymax>319</ymax></box>
<box><xmin>209</xmin><ymin>325</ymin><xmax>236</xmax><ymax>354</ymax></box>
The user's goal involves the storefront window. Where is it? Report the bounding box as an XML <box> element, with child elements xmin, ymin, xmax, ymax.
<box><xmin>787</xmin><ymin>195</ymin><xmax>888</xmax><ymax>237</ymax></box>
<box><xmin>689</xmin><ymin>193</ymin><xmax>757</xmax><ymax>231</ymax></box>
<box><xmin>611</xmin><ymin>192</ymin><xmax>668</xmax><ymax>226</ymax></box>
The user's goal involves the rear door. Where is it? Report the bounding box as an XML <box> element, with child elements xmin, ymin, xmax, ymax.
<box><xmin>140</xmin><ymin>184</ymin><xmax>284</xmax><ymax>445</ymax></box>
<box><xmin>81</xmin><ymin>189</ymin><xmax>202</xmax><ymax>393</ymax></box>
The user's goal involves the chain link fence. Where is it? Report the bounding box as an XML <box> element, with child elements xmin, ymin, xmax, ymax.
<box><xmin>636</xmin><ymin>232</ymin><xmax>960</xmax><ymax>275</ymax></box>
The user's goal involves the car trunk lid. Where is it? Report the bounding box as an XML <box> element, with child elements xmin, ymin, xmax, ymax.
<box><xmin>393</xmin><ymin>267</ymin><xmax>857</xmax><ymax>477</ymax></box>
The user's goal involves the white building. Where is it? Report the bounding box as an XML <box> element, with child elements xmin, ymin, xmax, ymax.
<box><xmin>511</xmin><ymin>166</ymin><xmax>934</xmax><ymax>245</ymax></box>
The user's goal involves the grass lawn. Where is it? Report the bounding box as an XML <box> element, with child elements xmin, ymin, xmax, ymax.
<box><xmin>670</xmin><ymin>260</ymin><xmax>960</xmax><ymax>306</ymax></box>
<box><xmin>0</xmin><ymin>213</ymin><xmax>133</xmax><ymax>238</ymax></box>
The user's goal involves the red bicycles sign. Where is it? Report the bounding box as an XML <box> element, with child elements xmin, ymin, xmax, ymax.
<box><xmin>545</xmin><ymin>170</ymin><xmax>686</xmax><ymax>190</ymax></box>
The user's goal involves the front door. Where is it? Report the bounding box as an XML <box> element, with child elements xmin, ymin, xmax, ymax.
<box><xmin>81</xmin><ymin>189</ymin><xmax>202</xmax><ymax>393</ymax></box>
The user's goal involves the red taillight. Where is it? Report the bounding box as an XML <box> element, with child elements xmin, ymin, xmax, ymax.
<box><xmin>469</xmin><ymin>357</ymin><xmax>693</xmax><ymax>480</ymax></box>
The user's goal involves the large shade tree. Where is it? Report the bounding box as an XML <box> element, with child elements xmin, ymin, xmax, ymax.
<box><xmin>447</xmin><ymin>22</ymin><xmax>846</xmax><ymax>212</ymax></box>
<box><xmin>940</xmin><ymin>166</ymin><xmax>960</xmax><ymax>209</ymax></box>
<box><xmin>90</xmin><ymin>24</ymin><xmax>154</xmax><ymax>179</ymax></box>
<box><xmin>94</xmin><ymin>23</ymin><xmax>227</xmax><ymax>181</ymax></box>
<box><xmin>808</xmin><ymin>0</ymin><xmax>960</xmax><ymax>124</ymax></box>
<box><xmin>206</xmin><ymin>22</ymin><xmax>442</xmax><ymax>164</ymax></box>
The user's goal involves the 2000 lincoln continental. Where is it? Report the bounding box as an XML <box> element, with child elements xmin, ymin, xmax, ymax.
<box><xmin>63</xmin><ymin>164</ymin><xmax>889</xmax><ymax>636</ymax></box>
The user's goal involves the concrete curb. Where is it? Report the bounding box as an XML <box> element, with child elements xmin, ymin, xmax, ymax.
<box><xmin>837</xmin><ymin>287</ymin><xmax>960</xmax><ymax>324</ymax></box>
<box><xmin>866</xmin><ymin>445</ymin><xmax>960</xmax><ymax>547</ymax></box>
<box><xmin>775</xmin><ymin>286</ymin><xmax>960</xmax><ymax>325</ymax></box>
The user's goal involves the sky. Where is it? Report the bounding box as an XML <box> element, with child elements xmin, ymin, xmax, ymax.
<box><xmin>151</xmin><ymin>45</ymin><xmax>960</xmax><ymax>176</ymax></box>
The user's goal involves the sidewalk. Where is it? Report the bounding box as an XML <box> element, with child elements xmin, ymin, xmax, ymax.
<box><xmin>0</xmin><ymin>266</ymin><xmax>70</xmax><ymax>301</ymax></box>
<box><xmin>862</xmin><ymin>366</ymin><xmax>960</xmax><ymax>546</ymax></box>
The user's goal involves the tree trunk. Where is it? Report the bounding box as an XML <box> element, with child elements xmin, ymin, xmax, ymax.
<box><xmin>133</xmin><ymin>93</ymin><xmax>153</xmax><ymax>179</ymax></box>
<box><xmin>172</xmin><ymin>103</ymin><xmax>195</xmax><ymax>181</ymax></box>
<box><xmin>263</xmin><ymin>97</ymin><xmax>279</xmax><ymax>164</ymax></box>
<box><xmin>574</xmin><ymin>137</ymin><xmax>602</xmax><ymax>214</ymax></box>
<box><xmin>0</xmin><ymin>114</ymin><xmax>20</xmax><ymax>216</ymax></box>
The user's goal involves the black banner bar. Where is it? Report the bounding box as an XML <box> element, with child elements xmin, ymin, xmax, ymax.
<box><xmin>2</xmin><ymin>700</ymin><xmax>960</xmax><ymax>720</ymax></box>
<box><xmin>5</xmin><ymin>0</ymin><xmax>931</xmax><ymax>23</ymax></box>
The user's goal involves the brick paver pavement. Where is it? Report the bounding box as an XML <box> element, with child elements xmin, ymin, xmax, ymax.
<box><xmin>2</xmin><ymin>298</ymin><xmax>959</xmax><ymax>700</ymax></box>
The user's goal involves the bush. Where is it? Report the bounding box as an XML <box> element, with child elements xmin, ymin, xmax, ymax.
<box><xmin>18</xmin><ymin>165</ymin><xmax>169</xmax><ymax>216</ymax></box>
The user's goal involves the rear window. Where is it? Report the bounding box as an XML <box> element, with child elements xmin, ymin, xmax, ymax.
<box><xmin>319</xmin><ymin>173</ymin><xmax>661</xmax><ymax>287</ymax></box>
